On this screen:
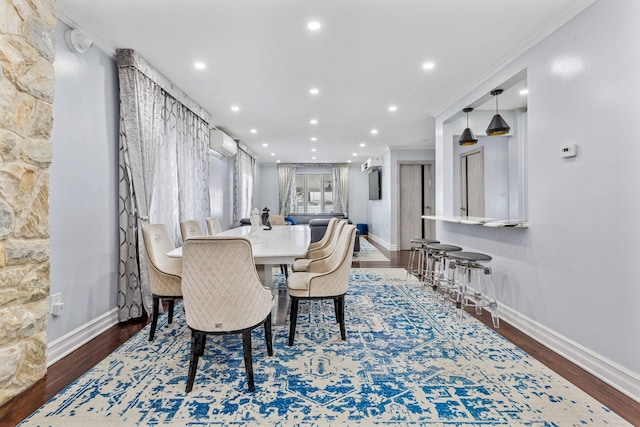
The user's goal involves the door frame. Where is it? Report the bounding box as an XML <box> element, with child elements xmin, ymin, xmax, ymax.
<box><xmin>396</xmin><ymin>160</ymin><xmax>435</xmax><ymax>251</ymax></box>
<box><xmin>459</xmin><ymin>147</ymin><xmax>484</xmax><ymax>217</ymax></box>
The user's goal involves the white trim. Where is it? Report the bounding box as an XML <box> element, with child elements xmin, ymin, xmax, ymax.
<box><xmin>499</xmin><ymin>304</ymin><xmax>640</xmax><ymax>403</ymax></box>
<box><xmin>367</xmin><ymin>233</ymin><xmax>394</xmax><ymax>251</ymax></box>
<box><xmin>46</xmin><ymin>308</ymin><xmax>120</xmax><ymax>366</ymax></box>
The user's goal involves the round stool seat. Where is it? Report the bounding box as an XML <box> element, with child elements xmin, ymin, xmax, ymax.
<box><xmin>427</xmin><ymin>243</ymin><xmax>462</xmax><ymax>252</ymax></box>
<box><xmin>410</xmin><ymin>238</ymin><xmax>439</xmax><ymax>245</ymax></box>
<box><xmin>449</xmin><ymin>251</ymin><xmax>492</xmax><ymax>262</ymax></box>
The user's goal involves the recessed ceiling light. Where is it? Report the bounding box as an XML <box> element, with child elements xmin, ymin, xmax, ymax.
<box><xmin>276</xmin><ymin>160</ymin><xmax>281</xmax><ymax>163</ymax></box>
<box><xmin>262</xmin><ymin>143</ymin><xmax>268</xmax><ymax>147</ymax></box>
<box><xmin>312</xmin><ymin>156</ymin><xmax>316</xmax><ymax>160</ymax></box>
<box><xmin>309</xmin><ymin>88</ymin><xmax>320</xmax><ymax>95</ymax></box>
<box><xmin>230</xmin><ymin>105</ymin><xmax>240</xmax><ymax>112</ymax></box>
<box><xmin>520</xmin><ymin>89</ymin><xmax>529</xmax><ymax>95</ymax></box>
<box><xmin>310</xmin><ymin>119</ymin><xmax>318</xmax><ymax>125</ymax></box>
<box><xmin>270</xmin><ymin>152</ymin><xmax>275</xmax><ymax>156</ymax></box>
<box><xmin>194</xmin><ymin>61</ymin><xmax>206</xmax><ymax>70</ymax></box>
<box><xmin>422</xmin><ymin>61</ymin><xmax>435</xmax><ymax>71</ymax></box>
<box><xmin>360</xmin><ymin>143</ymin><xmax>366</xmax><ymax>147</ymax></box>
<box><xmin>311</xmin><ymin>148</ymin><xmax>317</xmax><ymax>152</ymax></box>
<box><xmin>310</xmin><ymin>137</ymin><xmax>317</xmax><ymax>141</ymax></box>
<box><xmin>371</xmin><ymin>129</ymin><xmax>378</xmax><ymax>135</ymax></box>
<box><xmin>307</xmin><ymin>21</ymin><xmax>322</xmax><ymax>31</ymax></box>
<box><xmin>388</xmin><ymin>105</ymin><xmax>398</xmax><ymax>112</ymax></box>
<box><xmin>347</xmin><ymin>160</ymin><xmax>352</xmax><ymax>163</ymax></box>
<box><xmin>352</xmin><ymin>152</ymin><xmax>357</xmax><ymax>156</ymax></box>
<box><xmin>250</xmin><ymin>129</ymin><xmax>257</xmax><ymax>134</ymax></box>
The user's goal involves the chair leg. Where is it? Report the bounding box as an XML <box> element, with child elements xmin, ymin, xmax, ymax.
<box><xmin>199</xmin><ymin>335</ymin><xmax>207</xmax><ymax>356</ymax></box>
<box><xmin>288</xmin><ymin>297</ymin><xmax>299</xmax><ymax>346</ymax></box>
<box><xmin>280</xmin><ymin>264</ymin><xmax>289</xmax><ymax>278</ymax></box>
<box><xmin>337</xmin><ymin>295</ymin><xmax>346</xmax><ymax>341</ymax></box>
<box><xmin>242</xmin><ymin>330</ymin><xmax>255</xmax><ymax>392</ymax></box>
<box><xmin>186</xmin><ymin>330</ymin><xmax>203</xmax><ymax>393</ymax></box>
<box><xmin>149</xmin><ymin>296</ymin><xmax>160</xmax><ymax>341</ymax></box>
<box><xmin>333</xmin><ymin>298</ymin><xmax>340</xmax><ymax>323</ymax></box>
<box><xmin>168</xmin><ymin>298</ymin><xmax>175</xmax><ymax>324</ymax></box>
<box><xmin>264</xmin><ymin>313</ymin><xmax>273</xmax><ymax>356</ymax></box>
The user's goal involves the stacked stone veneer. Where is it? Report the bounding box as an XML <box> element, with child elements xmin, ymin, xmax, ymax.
<box><xmin>0</xmin><ymin>0</ymin><xmax>55</xmax><ymax>405</ymax></box>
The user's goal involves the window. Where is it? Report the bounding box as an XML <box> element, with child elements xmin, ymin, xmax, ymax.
<box><xmin>294</xmin><ymin>173</ymin><xmax>333</xmax><ymax>213</ymax></box>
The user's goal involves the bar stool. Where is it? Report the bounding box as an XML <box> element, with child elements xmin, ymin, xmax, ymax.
<box><xmin>406</xmin><ymin>238</ymin><xmax>439</xmax><ymax>281</ymax></box>
<box><xmin>425</xmin><ymin>243</ymin><xmax>462</xmax><ymax>291</ymax></box>
<box><xmin>447</xmin><ymin>251</ymin><xmax>499</xmax><ymax>328</ymax></box>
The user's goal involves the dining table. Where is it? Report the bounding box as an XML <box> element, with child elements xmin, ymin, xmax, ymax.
<box><xmin>166</xmin><ymin>224</ymin><xmax>311</xmax><ymax>289</ymax></box>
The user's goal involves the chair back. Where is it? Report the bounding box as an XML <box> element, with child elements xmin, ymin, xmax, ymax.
<box><xmin>205</xmin><ymin>217</ymin><xmax>222</xmax><ymax>235</ymax></box>
<box><xmin>180</xmin><ymin>220</ymin><xmax>204</xmax><ymax>241</ymax></box>
<box><xmin>312</xmin><ymin>217</ymin><xmax>339</xmax><ymax>248</ymax></box>
<box><xmin>307</xmin><ymin>225</ymin><xmax>356</xmax><ymax>297</ymax></box>
<box><xmin>141</xmin><ymin>223</ymin><xmax>182</xmax><ymax>296</ymax></box>
<box><xmin>266</xmin><ymin>214</ymin><xmax>287</xmax><ymax>225</ymax></box>
<box><xmin>309</xmin><ymin>220</ymin><xmax>347</xmax><ymax>259</ymax></box>
<box><xmin>181</xmin><ymin>236</ymin><xmax>273</xmax><ymax>332</ymax></box>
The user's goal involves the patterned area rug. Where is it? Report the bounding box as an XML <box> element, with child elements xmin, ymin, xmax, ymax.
<box><xmin>353</xmin><ymin>237</ymin><xmax>390</xmax><ymax>262</ymax></box>
<box><xmin>23</xmin><ymin>269</ymin><xmax>628</xmax><ymax>426</ymax></box>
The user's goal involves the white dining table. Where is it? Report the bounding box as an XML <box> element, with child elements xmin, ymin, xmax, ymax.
<box><xmin>166</xmin><ymin>225</ymin><xmax>310</xmax><ymax>289</ymax></box>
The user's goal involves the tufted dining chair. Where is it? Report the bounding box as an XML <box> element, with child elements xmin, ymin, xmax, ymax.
<box><xmin>205</xmin><ymin>217</ymin><xmax>222</xmax><ymax>235</ymax></box>
<box><xmin>286</xmin><ymin>224</ymin><xmax>357</xmax><ymax>346</ymax></box>
<box><xmin>182</xmin><ymin>236</ymin><xmax>274</xmax><ymax>393</ymax></box>
<box><xmin>307</xmin><ymin>217</ymin><xmax>339</xmax><ymax>252</ymax></box>
<box><xmin>141</xmin><ymin>223</ymin><xmax>183</xmax><ymax>341</ymax></box>
<box><xmin>180</xmin><ymin>220</ymin><xmax>204</xmax><ymax>241</ymax></box>
<box><xmin>291</xmin><ymin>220</ymin><xmax>347</xmax><ymax>273</ymax></box>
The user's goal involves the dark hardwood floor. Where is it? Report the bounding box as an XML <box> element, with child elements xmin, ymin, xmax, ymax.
<box><xmin>2</xmin><ymin>239</ymin><xmax>639</xmax><ymax>426</ymax></box>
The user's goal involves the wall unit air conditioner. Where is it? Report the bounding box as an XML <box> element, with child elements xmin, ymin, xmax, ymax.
<box><xmin>209</xmin><ymin>128</ymin><xmax>238</xmax><ymax>157</ymax></box>
<box><xmin>361</xmin><ymin>156</ymin><xmax>382</xmax><ymax>173</ymax></box>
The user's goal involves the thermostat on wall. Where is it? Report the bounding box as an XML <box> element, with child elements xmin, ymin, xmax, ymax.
<box><xmin>560</xmin><ymin>144</ymin><xmax>577</xmax><ymax>158</ymax></box>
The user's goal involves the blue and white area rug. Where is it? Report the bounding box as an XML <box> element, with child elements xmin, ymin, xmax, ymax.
<box><xmin>353</xmin><ymin>237</ymin><xmax>390</xmax><ymax>262</ymax></box>
<box><xmin>23</xmin><ymin>269</ymin><xmax>628</xmax><ymax>426</ymax></box>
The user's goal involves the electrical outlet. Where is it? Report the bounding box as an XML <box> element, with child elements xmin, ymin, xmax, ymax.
<box><xmin>50</xmin><ymin>293</ymin><xmax>62</xmax><ymax>315</ymax></box>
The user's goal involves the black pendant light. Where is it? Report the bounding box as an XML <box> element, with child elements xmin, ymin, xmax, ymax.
<box><xmin>458</xmin><ymin>107</ymin><xmax>478</xmax><ymax>146</ymax></box>
<box><xmin>486</xmin><ymin>89</ymin><xmax>511</xmax><ymax>136</ymax></box>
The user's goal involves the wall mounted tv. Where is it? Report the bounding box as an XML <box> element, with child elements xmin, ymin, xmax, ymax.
<box><xmin>368</xmin><ymin>168</ymin><xmax>381</xmax><ymax>200</ymax></box>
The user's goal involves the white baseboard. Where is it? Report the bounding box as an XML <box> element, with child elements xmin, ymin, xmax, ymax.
<box><xmin>46</xmin><ymin>308</ymin><xmax>120</xmax><ymax>366</ymax></box>
<box><xmin>367</xmin><ymin>233</ymin><xmax>396</xmax><ymax>251</ymax></box>
<box><xmin>498</xmin><ymin>303</ymin><xmax>640</xmax><ymax>403</ymax></box>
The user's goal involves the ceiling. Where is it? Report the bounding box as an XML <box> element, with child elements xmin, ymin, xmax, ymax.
<box><xmin>57</xmin><ymin>0</ymin><xmax>596</xmax><ymax>165</ymax></box>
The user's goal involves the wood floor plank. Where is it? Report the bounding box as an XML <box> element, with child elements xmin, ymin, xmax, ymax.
<box><xmin>2</xmin><ymin>242</ymin><xmax>638</xmax><ymax>425</ymax></box>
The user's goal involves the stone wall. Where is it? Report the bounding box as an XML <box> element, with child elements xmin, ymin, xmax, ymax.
<box><xmin>0</xmin><ymin>0</ymin><xmax>55</xmax><ymax>405</ymax></box>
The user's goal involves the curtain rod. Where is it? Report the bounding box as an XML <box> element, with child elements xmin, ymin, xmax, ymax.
<box><xmin>116</xmin><ymin>49</ymin><xmax>212</xmax><ymax>124</ymax></box>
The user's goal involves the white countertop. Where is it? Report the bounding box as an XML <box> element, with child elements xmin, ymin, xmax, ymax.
<box><xmin>423</xmin><ymin>215</ymin><xmax>528</xmax><ymax>228</ymax></box>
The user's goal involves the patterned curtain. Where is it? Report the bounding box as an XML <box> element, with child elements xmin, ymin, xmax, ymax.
<box><xmin>233</xmin><ymin>147</ymin><xmax>256</xmax><ymax>226</ymax></box>
<box><xmin>277</xmin><ymin>164</ymin><xmax>296</xmax><ymax>215</ymax></box>
<box><xmin>117</xmin><ymin>50</ymin><xmax>210</xmax><ymax>322</ymax></box>
<box><xmin>332</xmin><ymin>164</ymin><xmax>350</xmax><ymax>216</ymax></box>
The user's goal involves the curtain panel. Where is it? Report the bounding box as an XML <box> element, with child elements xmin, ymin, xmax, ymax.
<box><xmin>117</xmin><ymin>50</ymin><xmax>210</xmax><ymax>322</ymax></box>
<box><xmin>277</xmin><ymin>164</ymin><xmax>296</xmax><ymax>215</ymax></box>
<box><xmin>233</xmin><ymin>147</ymin><xmax>256</xmax><ymax>226</ymax></box>
<box><xmin>332</xmin><ymin>165</ymin><xmax>350</xmax><ymax>216</ymax></box>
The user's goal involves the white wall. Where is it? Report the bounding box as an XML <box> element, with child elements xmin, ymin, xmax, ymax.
<box><xmin>435</xmin><ymin>0</ymin><xmax>640</xmax><ymax>397</ymax></box>
<box><xmin>255</xmin><ymin>165</ymin><xmax>279</xmax><ymax>215</ymax></box>
<box><xmin>49</xmin><ymin>20</ymin><xmax>119</xmax><ymax>342</ymax></box>
<box><xmin>367</xmin><ymin>148</ymin><xmax>435</xmax><ymax>249</ymax></box>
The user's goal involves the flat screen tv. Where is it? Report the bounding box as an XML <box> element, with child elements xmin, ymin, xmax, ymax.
<box><xmin>368</xmin><ymin>168</ymin><xmax>381</xmax><ymax>200</ymax></box>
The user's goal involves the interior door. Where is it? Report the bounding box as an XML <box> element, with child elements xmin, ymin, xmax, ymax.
<box><xmin>460</xmin><ymin>149</ymin><xmax>484</xmax><ymax>217</ymax></box>
<box><xmin>399</xmin><ymin>165</ymin><xmax>422</xmax><ymax>250</ymax></box>
<box><xmin>399</xmin><ymin>163</ymin><xmax>435</xmax><ymax>250</ymax></box>
<box><xmin>422</xmin><ymin>163</ymin><xmax>434</xmax><ymax>238</ymax></box>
